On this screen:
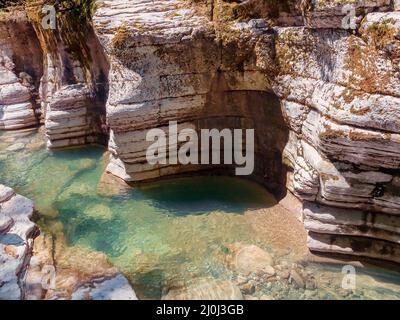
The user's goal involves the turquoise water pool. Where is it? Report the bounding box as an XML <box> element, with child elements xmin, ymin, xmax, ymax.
<box><xmin>1</xmin><ymin>129</ymin><xmax>399</xmax><ymax>300</ymax></box>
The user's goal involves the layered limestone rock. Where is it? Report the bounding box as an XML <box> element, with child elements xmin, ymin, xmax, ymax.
<box><xmin>304</xmin><ymin>202</ymin><xmax>400</xmax><ymax>264</ymax></box>
<box><xmin>304</xmin><ymin>0</ymin><xmax>392</xmax><ymax>28</ymax></box>
<box><xmin>275</xmin><ymin>4</ymin><xmax>400</xmax><ymax>263</ymax></box>
<box><xmin>0</xmin><ymin>185</ymin><xmax>37</xmax><ymax>300</ymax></box>
<box><xmin>25</xmin><ymin>0</ymin><xmax>109</xmax><ymax>148</ymax></box>
<box><xmin>0</xmin><ymin>185</ymin><xmax>137</xmax><ymax>300</ymax></box>
<box><xmin>0</xmin><ymin>10</ymin><xmax>42</xmax><ymax>130</ymax></box>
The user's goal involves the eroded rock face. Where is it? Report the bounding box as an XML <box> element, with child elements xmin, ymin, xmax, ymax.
<box><xmin>93</xmin><ymin>0</ymin><xmax>289</xmax><ymax>197</ymax></box>
<box><xmin>275</xmin><ymin>7</ymin><xmax>400</xmax><ymax>263</ymax></box>
<box><xmin>0</xmin><ymin>10</ymin><xmax>42</xmax><ymax>130</ymax></box>
<box><xmin>91</xmin><ymin>0</ymin><xmax>400</xmax><ymax>263</ymax></box>
<box><xmin>25</xmin><ymin>0</ymin><xmax>109</xmax><ymax>149</ymax></box>
<box><xmin>304</xmin><ymin>0</ymin><xmax>392</xmax><ymax>28</ymax></box>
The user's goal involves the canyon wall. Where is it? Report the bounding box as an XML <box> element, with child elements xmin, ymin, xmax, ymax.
<box><xmin>274</xmin><ymin>0</ymin><xmax>400</xmax><ymax>263</ymax></box>
<box><xmin>0</xmin><ymin>0</ymin><xmax>399</xmax><ymax>264</ymax></box>
<box><xmin>92</xmin><ymin>0</ymin><xmax>400</xmax><ymax>263</ymax></box>
<box><xmin>26</xmin><ymin>0</ymin><xmax>109</xmax><ymax>148</ymax></box>
<box><xmin>0</xmin><ymin>10</ymin><xmax>42</xmax><ymax>129</ymax></box>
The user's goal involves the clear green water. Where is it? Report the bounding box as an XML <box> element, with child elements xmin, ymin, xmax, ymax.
<box><xmin>1</xmin><ymin>129</ymin><xmax>400</xmax><ymax>300</ymax></box>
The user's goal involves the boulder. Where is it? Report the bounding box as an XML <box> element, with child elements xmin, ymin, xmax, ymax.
<box><xmin>162</xmin><ymin>278</ymin><xmax>243</xmax><ymax>300</ymax></box>
<box><xmin>226</xmin><ymin>244</ymin><xmax>275</xmax><ymax>276</ymax></box>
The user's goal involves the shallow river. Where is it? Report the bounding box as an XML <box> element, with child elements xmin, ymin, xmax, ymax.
<box><xmin>0</xmin><ymin>129</ymin><xmax>399</xmax><ymax>299</ymax></box>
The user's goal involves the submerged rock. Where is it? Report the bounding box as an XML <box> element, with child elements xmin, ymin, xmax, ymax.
<box><xmin>243</xmin><ymin>294</ymin><xmax>258</xmax><ymax>300</ymax></box>
<box><xmin>259</xmin><ymin>294</ymin><xmax>274</xmax><ymax>300</ymax></box>
<box><xmin>85</xmin><ymin>204</ymin><xmax>113</xmax><ymax>220</ymax></box>
<box><xmin>226</xmin><ymin>243</ymin><xmax>275</xmax><ymax>277</ymax></box>
<box><xmin>24</xmin><ymin>233</ymin><xmax>138</xmax><ymax>300</ymax></box>
<box><xmin>97</xmin><ymin>171</ymin><xmax>132</xmax><ymax>197</ymax></box>
<box><xmin>71</xmin><ymin>274</ymin><xmax>137</xmax><ymax>300</ymax></box>
<box><xmin>5</xmin><ymin>143</ymin><xmax>25</xmax><ymax>152</ymax></box>
<box><xmin>162</xmin><ymin>278</ymin><xmax>243</xmax><ymax>300</ymax></box>
<box><xmin>240</xmin><ymin>281</ymin><xmax>256</xmax><ymax>295</ymax></box>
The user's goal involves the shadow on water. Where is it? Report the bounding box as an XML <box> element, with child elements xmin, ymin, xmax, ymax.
<box><xmin>125</xmin><ymin>176</ymin><xmax>277</xmax><ymax>216</ymax></box>
<box><xmin>48</xmin><ymin>145</ymin><xmax>105</xmax><ymax>162</ymax></box>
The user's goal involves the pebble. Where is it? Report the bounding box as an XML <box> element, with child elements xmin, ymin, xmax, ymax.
<box><xmin>240</xmin><ymin>282</ymin><xmax>255</xmax><ymax>295</ymax></box>
<box><xmin>278</xmin><ymin>270</ymin><xmax>290</xmax><ymax>279</ymax></box>
<box><xmin>289</xmin><ymin>270</ymin><xmax>305</xmax><ymax>289</ymax></box>
<box><xmin>305</xmin><ymin>277</ymin><xmax>317</xmax><ymax>290</ymax></box>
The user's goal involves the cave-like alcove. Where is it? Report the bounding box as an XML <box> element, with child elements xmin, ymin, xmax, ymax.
<box><xmin>193</xmin><ymin>71</ymin><xmax>290</xmax><ymax>200</ymax></box>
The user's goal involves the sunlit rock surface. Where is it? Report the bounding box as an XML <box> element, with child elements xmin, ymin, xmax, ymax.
<box><xmin>274</xmin><ymin>6</ymin><xmax>400</xmax><ymax>263</ymax></box>
<box><xmin>24</xmin><ymin>0</ymin><xmax>109</xmax><ymax>149</ymax></box>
